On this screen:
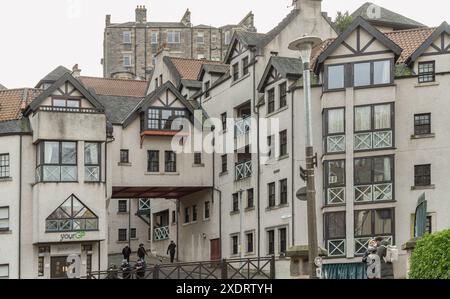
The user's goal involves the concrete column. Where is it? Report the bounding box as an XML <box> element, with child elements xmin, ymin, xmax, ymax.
<box><xmin>345</xmin><ymin>87</ymin><xmax>355</xmax><ymax>258</ymax></box>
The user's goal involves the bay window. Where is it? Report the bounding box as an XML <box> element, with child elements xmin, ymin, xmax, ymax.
<box><xmin>147</xmin><ymin>108</ymin><xmax>187</xmax><ymax>131</ymax></box>
<box><xmin>84</xmin><ymin>142</ymin><xmax>100</xmax><ymax>182</ymax></box>
<box><xmin>324</xmin><ymin>212</ymin><xmax>346</xmax><ymax>256</ymax></box>
<box><xmin>324</xmin><ymin>160</ymin><xmax>346</xmax><ymax>205</ymax></box>
<box><xmin>354</xmin><ymin>208</ymin><xmax>394</xmax><ymax>255</ymax></box>
<box><xmin>36</xmin><ymin>141</ymin><xmax>77</xmax><ymax>182</ymax></box>
<box><xmin>354</xmin><ymin>103</ymin><xmax>393</xmax><ymax>150</ymax></box>
<box><xmin>354</xmin><ymin>156</ymin><xmax>393</xmax><ymax>202</ymax></box>
<box><xmin>324</xmin><ymin>108</ymin><xmax>345</xmax><ymax>153</ymax></box>
<box><xmin>326</xmin><ymin>65</ymin><xmax>345</xmax><ymax>90</ymax></box>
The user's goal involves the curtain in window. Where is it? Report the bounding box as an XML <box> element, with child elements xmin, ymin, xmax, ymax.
<box><xmin>0</xmin><ymin>207</ymin><xmax>9</xmax><ymax>229</ymax></box>
<box><xmin>85</xmin><ymin>143</ymin><xmax>99</xmax><ymax>165</ymax></box>
<box><xmin>325</xmin><ymin>212</ymin><xmax>346</xmax><ymax>239</ymax></box>
<box><xmin>327</xmin><ymin>65</ymin><xmax>344</xmax><ymax>89</ymax></box>
<box><xmin>355</xmin><ymin>106</ymin><xmax>371</xmax><ymax>131</ymax></box>
<box><xmin>374</xmin><ymin>104</ymin><xmax>391</xmax><ymax>130</ymax></box>
<box><xmin>328</xmin><ymin>109</ymin><xmax>345</xmax><ymax>134</ymax></box>
<box><xmin>354</xmin><ymin>159</ymin><xmax>371</xmax><ymax>185</ymax></box>
<box><xmin>375</xmin><ymin>210</ymin><xmax>392</xmax><ymax>235</ymax></box>
<box><xmin>45</xmin><ymin>142</ymin><xmax>59</xmax><ymax>164</ymax></box>
<box><xmin>354</xmin><ymin>63</ymin><xmax>371</xmax><ymax>87</ymax></box>
<box><xmin>374</xmin><ymin>157</ymin><xmax>391</xmax><ymax>182</ymax></box>
<box><xmin>374</xmin><ymin>60</ymin><xmax>391</xmax><ymax>84</ymax></box>
<box><xmin>62</xmin><ymin>142</ymin><xmax>76</xmax><ymax>164</ymax></box>
<box><xmin>355</xmin><ymin>210</ymin><xmax>372</xmax><ymax>237</ymax></box>
<box><xmin>323</xmin><ymin>263</ymin><xmax>367</xmax><ymax>279</ymax></box>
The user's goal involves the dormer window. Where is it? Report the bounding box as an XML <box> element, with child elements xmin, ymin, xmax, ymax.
<box><xmin>146</xmin><ymin>108</ymin><xmax>187</xmax><ymax>131</ymax></box>
<box><xmin>52</xmin><ymin>98</ymin><xmax>80</xmax><ymax>108</ymax></box>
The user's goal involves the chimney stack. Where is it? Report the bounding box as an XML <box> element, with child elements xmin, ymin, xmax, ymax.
<box><xmin>135</xmin><ymin>5</ymin><xmax>147</xmax><ymax>24</ymax></box>
<box><xmin>293</xmin><ymin>0</ymin><xmax>322</xmax><ymax>11</ymax></box>
<box><xmin>106</xmin><ymin>15</ymin><xmax>111</xmax><ymax>26</ymax></box>
<box><xmin>181</xmin><ymin>9</ymin><xmax>191</xmax><ymax>27</ymax></box>
<box><xmin>72</xmin><ymin>64</ymin><xmax>81</xmax><ymax>78</ymax></box>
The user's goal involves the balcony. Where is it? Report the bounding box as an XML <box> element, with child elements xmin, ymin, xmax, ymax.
<box><xmin>326</xmin><ymin>135</ymin><xmax>346</xmax><ymax>154</ymax></box>
<box><xmin>36</xmin><ymin>165</ymin><xmax>77</xmax><ymax>182</ymax></box>
<box><xmin>235</xmin><ymin>117</ymin><xmax>251</xmax><ymax>137</ymax></box>
<box><xmin>354</xmin><ymin>183</ymin><xmax>393</xmax><ymax>203</ymax></box>
<box><xmin>235</xmin><ymin>160</ymin><xmax>252</xmax><ymax>181</ymax></box>
<box><xmin>327</xmin><ymin>239</ymin><xmax>346</xmax><ymax>257</ymax></box>
<box><xmin>354</xmin><ymin>235</ymin><xmax>393</xmax><ymax>256</ymax></box>
<box><xmin>354</xmin><ymin>131</ymin><xmax>393</xmax><ymax>151</ymax></box>
<box><xmin>326</xmin><ymin>187</ymin><xmax>346</xmax><ymax>205</ymax></box>
<box><xmin>153</xmin><ymin>226</ymin><xmax>170</xmax><ymax>241</ymax></box>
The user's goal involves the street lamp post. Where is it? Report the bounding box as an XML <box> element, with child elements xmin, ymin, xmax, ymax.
<box><xmin>289</xmin><ymin>36</ymin><xmax>322</xmax><ymax>279</ymax></box>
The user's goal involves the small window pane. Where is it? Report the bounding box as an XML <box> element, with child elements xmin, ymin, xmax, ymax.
<box><xmin>327</xmin><ymin>109</ymin><xmax>345</xmax><ymax>134</ymax></box>
<box><xmin>354</xmin><ymin>62</ymin><xmax>371</xmax><ymax>87</ymax></box>
<box><xmin>374</xmin><ymin>104</ymin><xmax>391</xmax><ymax>130</ymax></box>
<box><xmin>355</xmin><ymin>158</ymin><xmax>371</xmax><ymax>185</ymax></box>
<box><xmin>325</xmin><ymin>212</ymin><xmax>346</xmax><ymax>239</ymax></box>
<box><xmin>355</xmin><ymin>106</ymin><xmax>372</xmax><ymax>132</ymax></box>
<box><xmin>355</xmin><ymin>210</ymin><xmax>372</xmax><ymax>237</ymax></box>
<box><xmin>374</xmin><ymin>60</ymin><xmax>391</xmax><ymax>84</ymax></box>
<box><xmin>44</xmin><ymin>142</ymin><xmax>60</xmax><ymax>164</ymax></box>
<box><xmin>327</xmin><ymin>160</ymin><xmax>345</xmax><ymax>187</ymax></box>
<box><xmin>373</xmin><ymin>157</ymin><xmax>391</xmax><ymax>183</ymax></box>
<box><xmin>374</xmin><ymin>209</ymin><xmax>393</xmax><ymax>235</ymax></box>
<box><xmin>62</xmin><ymin>142</ymin><xmax>77</xmax><ymax>164</ymax></box>
<box><xmin>53</xmin><ymin>99</ymin><xmax>66</xmax><ymax>107</ymax></box>
<box><xmin>67</xmin><ymin>100</ymin><xmax>80</xmax><ymax>108</ymax></box>
<box><xmin>85</xmin><ymin>143</ymin><xmax>99</xmax><ymax>165</ymax></box>
<box><xmin>327</xmin><ymin>65</ymin><xmax>344</xmax><ymax>89</ymax></box>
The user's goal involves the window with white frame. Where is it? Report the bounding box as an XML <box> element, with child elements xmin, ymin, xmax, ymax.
<box><xmin>36</xmin><ymin>141</ymin><xmax>77</xmax><ymax>182</ymax></box>
<box><xmin>0</xmin><ymin>264</ymin><xmax>9</xmax><ymax>279</ymax></box>
<box><xmin>325</xmin><ymin>108</ymin><xmax>345</xmax><ymax>153</ymax></box>
<box><xmin>84</xmin><ymin>143</ymin><xmax>100</xmax><ymax>182</ymax></box>
<box><xmin>0</xmin><ymin>154</ymin><xmax>10</xmax><ymax>178</ymax></box>
<box><xmin>123</xmin><ymin>31</ymin><xmax>132</xmax><ymax>44</ymax></box>
<box><xmin>196</xmin><ymin>31</ymin><xmax>205</xmax><ymax>44</ymax></box>
<box><xmin>167</xmin><ymin>31</ymin><xmax>181</xmax><ymax>43</ymax></box>
<box><xmin>123</xmin><ymin>54</ymin><xmax>132</xmax><ymax>67</ymax></box>
<box><xmin>151</xmin><ymin>32</ymin><xmax>158</xmax><ymax>44</ymax></box>
<box><xmin>0</xmin><ymin>207</ymin><xmax>9</xmax><ymax>231</ymax></box>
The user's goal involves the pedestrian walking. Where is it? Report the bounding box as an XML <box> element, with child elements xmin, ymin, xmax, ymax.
<box><xmin>122</xmin><ymin>245</ymin><xmax>132</xmax><ymax>262</ymax></box>
<box><xmin>363</xmin><ymin>239</ymin><xmax>381</xmax><ymax>279</ymax></box>
<box><xmin>167</xmin><ymin>241</ymin><xmax>177</xmax><ymax>263</ymax></box>
<box><xmin>137</xmin><ymin>244</ymin><xmax>149</xmax><ymax>262</ymax></box>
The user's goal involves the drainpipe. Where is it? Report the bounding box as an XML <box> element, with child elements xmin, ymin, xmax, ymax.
<box><xmin>18</xmin><ymin>135</ymin><xmax>22</xmax><ymax>279</ymax></box>
<box><xmin>291</xmin><ymin>90</ymin><xmax>295</xmax><ymax>246</ymax></box>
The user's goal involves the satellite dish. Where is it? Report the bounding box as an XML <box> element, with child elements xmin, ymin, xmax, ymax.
<box><xmin>296</xmin><ymin>187</ymin><xmax>307</xmax><ymax>201</ymax></box>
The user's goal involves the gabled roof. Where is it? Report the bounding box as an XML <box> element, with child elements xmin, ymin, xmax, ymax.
<box><xmin>0</xmin><ymin>88</ymin><xmax>42</xmax><ymax>122</ymax></box>
<box><xmin>405</xmin><ymin>22</ymin><xmax>450</xmax><ymax>64</ymax></box>
<box><xmin>25</xmin><ymin>72</ymin><xmax>104</xmax><ymax>115</ymax></box>
<box><xmin>351</xmin><ymin>2</ymin><xmax>425</xmax><ymax>30</ymax></box>
<box><xmin>257</xmin><ymin>56</ymin><xmax>302</xmax><ymax>92</ymax></box>
<box><xmin>123</xmin><ymin>81</ymin><xmax>197</xmax><ymax>128</ymax></box>
<box><xmin>164</xmin><ymin>57</ymin><xmax>225</xmax><ymax>87</ymax></box>
<box><xmin>35</xmin><ymin>65</ymin><xmax>71</xmax><ymax>88</ymax></box>
<box><xmin>198</xmin><ymin>64</ymin><xmax>230</xmax><ymax>81</ymax></box>
<box><xmin>315</xmin><ymin>17</ymin><xmax>402</xmax><ymax>71</ymax></box>
<box><xmin>79</xmin><ymin>76</ymin><xmax>148</xmax><ymax>97</ymax></box>
<box><xmin>385</xmin><ymin>27</ymin><xmax>436</xmax><ymax>64</ymax></box>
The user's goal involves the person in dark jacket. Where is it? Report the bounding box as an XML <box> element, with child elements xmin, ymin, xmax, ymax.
<box><xmin>137</xmin><ymin>244</ymin><xmax>149</xmax><ymax>261</ymax></box>
<box><xmin>377</xmin><ymin>240</ymin><xmax>395</xmax><ymax>279</ymax></box>
<box><xmin>122</xmin><ymin>246</ymin><xmax>132</xmax><ymax>262</ymax></box>
<box><xmin>167</xmin><ymin>241</ymin><xmax>177</xmax><ymax>263</ymax></box>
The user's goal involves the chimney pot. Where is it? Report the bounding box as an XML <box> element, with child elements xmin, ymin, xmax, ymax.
<box><xmin>72</xmin><ymin>64</ymin><xmax>81</xmax><ymax>78</ymax></box>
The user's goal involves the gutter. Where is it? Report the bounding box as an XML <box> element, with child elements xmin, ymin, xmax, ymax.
<box><xmin>18</xmin><ymin>135</ymin><xmax>22</xmax><ymax>278</ymax></box>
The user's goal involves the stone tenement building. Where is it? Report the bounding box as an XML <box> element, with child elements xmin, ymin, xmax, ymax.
<box><xmin>102</xmin><ymin>5</ymin><xmax>256</xmax><ymax>80</ymax></box>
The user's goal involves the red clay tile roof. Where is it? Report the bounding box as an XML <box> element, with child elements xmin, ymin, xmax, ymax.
<box><xmin>384</xmin><ymin>27</ymin><xmax>436</xmax><ymax>63</ymax></box>
<box><xmin>0</xmin><ymin>88</ymin><xmax>42</xmax><ymax>122</ymax></box>
<box><xmin>79</xmin><ymin>76</ymin><xmax>148</xmax><ymax>97</ymax></box>
<box><xmin>168</xmin><ymin>57</ymin><xmax>225</xmax><ymax>81</ymax></box>
<box><xmin>311</xmin><ymin>38</ymin><xmax>336</xmax><ymax>70</ymax></box>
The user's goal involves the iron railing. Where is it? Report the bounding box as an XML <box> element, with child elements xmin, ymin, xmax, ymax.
<box><xmin>326</xmin><ymin>187</ymin><xmax>346</xmax><ymax>205</ymax></box>
<box><xmin>153</xmin><ymin>226</ymin><xmax>170</xmax><ymax>241</ymax></box>
<box><xmin>326</xmin><ymin>135</ymin><xmax>345</xmax><ymax>153</ymax></box>
<box><xmin>84</xmin><ymin>256</ymin><xmax>276</xmax><ymax>280</ymax></box>
<box><xmin>235</xmin><ymin>161</ymin><xmax>252</xmax><ymax>181</ymax></box>
<box><xmin>354</xmin><ymin>131</ymin><xmax>393</xmax><ymax>151</ymax></box>
<box><xmin>235</xmin><ymin>117</ymin><xmax>251</xmax><ymax>137</ymax></box>
<box><xmin>327</xmin><ymin>239</ymin><xmax>346</xmax><ymax>257</ymax></box>
<box><xmin>354</xmin><ymin>183</ymin><xmax>393</xmax><ymax>203</ymax></box>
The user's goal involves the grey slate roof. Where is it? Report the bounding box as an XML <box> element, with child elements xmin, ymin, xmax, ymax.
<box><xmin>36</xmin><ymin>65</ymin><xmax>70</xmax><ymax>87</ymax></box>
<box><xmin>180</xmin><ymin>79</ymin><xmax>202</xmax><ymax>89</ymax></box>
<box><xmin>0</xmin><ymin>119</ymin><xmax>31</xmax><ymax>136</ymax></box>
<box><xmin>351</xmin><ymin>2</ymin><xmax>425</xmax><ymax>30</ymax></box>
<box><xmin>96</xmin><ymin>95</ymin><xmax>144</xmax><ymax>125</ymax></box>
<box><xmin>108</xmin><ymin>22</ymin><xmax>188</xmax><ymax>28</ymax></box>
<box><xmin>257</xmin><ymin>56</ymin><xmax>303</xmax><ymax>92</ymax></box>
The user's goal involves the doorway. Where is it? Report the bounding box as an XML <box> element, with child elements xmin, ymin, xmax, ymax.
<box><xmin>210</xmin><ymin>239</ymin><xmax>221</xmax><ymax>261</ymax></box>
<box><xmin>50</xmin><ymin>256</ymin><xmax>69</xmax><ymax>279</ymax></box>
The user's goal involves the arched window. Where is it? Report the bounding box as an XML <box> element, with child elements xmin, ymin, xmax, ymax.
<box><xmin>46</xmin><ymin>194</ymin><xmax>98</xmax><ymax>232</ymax></box>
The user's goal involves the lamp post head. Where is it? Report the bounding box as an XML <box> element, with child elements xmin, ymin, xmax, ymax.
<box><xmin>288</xmin><ymin>36</ymin><xmax>322</xmax><ymax>64</ymax></box>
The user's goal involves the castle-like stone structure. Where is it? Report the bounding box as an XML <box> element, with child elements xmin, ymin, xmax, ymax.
<box><xmin>103</xmin><ymin>5</ymin><xmax>256</xmax><ymax>80</ymax></box>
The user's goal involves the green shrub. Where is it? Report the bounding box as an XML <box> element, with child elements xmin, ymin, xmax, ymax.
<box><xmin>409</xmin><ymin>229</ymin><xmax>450</xmax><ymax>279</ymax></box>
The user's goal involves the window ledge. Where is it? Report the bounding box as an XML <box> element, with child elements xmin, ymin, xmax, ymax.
<box><xmin>245</xmin><ymin>207</ymin><xmax>255</xmax><ymax>212</ymax></box>
<box><xmin>203</xmin><ymin>218</ymin><xmax>210</xmax><ymax>223</ymax></box>
<box><xmin>192</xmin><ymin>164</ymin><xmax>205</xmax><ymax>168</ymax></box>
<box><xmin>266</xmin><ymin>105</ymin><xmax>289</xmax><ymax>118</ymax></box>
<box><xmin>116</xmin><ymin>241</ymin><xmax>129</xmax><ymax>244</ymax></box>
<box><xmin>230</xmin><ymin>73</ymin><xmax>250</xmax><ymax>87</ymax></box>
<box><xmin>219</xmin><ymin>171</ymin><xmax>229</xmax><ymax>177</ymax></box>
<box><xmin>145</xmin><ymin>172</ymin><xmax>180</xmax><ymax>176</ymax></box>
<box><xmin>118</xmin><ymin>162</ymin><xmax>132</xmax><ymax>167</ymax></box>
<box><xmin>278</xmin><ymin>155</ymin><xmax>290</xmax><ymax>161</ymax></box>
<box><xmin>117</xmin><ymin>212</ymin><xmax>129</xmax><ymax>215</ymax></box>
<box><xmin>0</xmin><ymin>177</ymin><xmax>12</xmax><ymax>182</ymax></box>
<box><xmin>354</xmin><ymin>200</ymin><xmax>396</xmax><ymax>206</ymax></box>
<box><xmin>0</xmin><ymin>230</ymin><xmax>12</xmax><ymax>235</ymax></box>
<box><xmin>411</xmin><ymin>133</ymin><xmax>435</xmax><ymax>140</ymax></box>
<box><xmin>411</xmin><ymin>185</ymin><xmax>435</xmax><ymax>191</ymax></box>
<box><xmin>414</xmin><ymin>82</ymin><xmax>439</xmax><ymax>88</ymax></box>
<box><xmin>230</xmin><ymin>211</ymin><xmax>240</xmax><ymax>216</ymax></box>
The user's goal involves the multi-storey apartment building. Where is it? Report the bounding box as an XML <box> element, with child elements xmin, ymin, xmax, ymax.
<box><xmin>103</xmin><ymin>5</ymin><xmax>256</xmax><ymax>80</ymax></box>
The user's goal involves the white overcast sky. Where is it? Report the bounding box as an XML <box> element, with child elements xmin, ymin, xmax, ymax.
<box><xmin>0</xmin><ymin>0</ymin><xmax>448</xmax><ymax>88</ymax></box>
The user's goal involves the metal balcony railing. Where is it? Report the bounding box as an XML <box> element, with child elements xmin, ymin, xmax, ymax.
<box><xmin>354</xmin><ymin>235</ymin><xmax>393</xmax><ymax>256</ymax></box>
<box><xmin>354</xmin><ymin>130</ymin><xmax>393</xmax><ymax>151</ymax></box>
<box><xmin>153</xmin><ymin>226</ymin><xmax>170</xmax><ymax>241</ymax></box>
<box><xmin>235</xmin><ymin>161</ymin><xmax>252</xmax><ymax>181</ymax></box>
<box><xmin>327</xmin><ymin>239</ymin><xmax>346</xmax><ymax>257</ymax></box>
<box><xmin>354</xmin><ymin>183</ymin><xmax>393</xmax><ymax>203</ymax></box>
<box><xmin>326</xmin><ymin>135</ymin><xmax>345</xmax><ymax>153</ymax></box>
<box><xmin>326</xmin><ymin>187</ymin><xmax>346</xmax><ymax>205</ymax></box>
<box><xmin>235</xmin><ymin>117</ymin><xmax>251</xmax><ymax>137</ymax></box>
